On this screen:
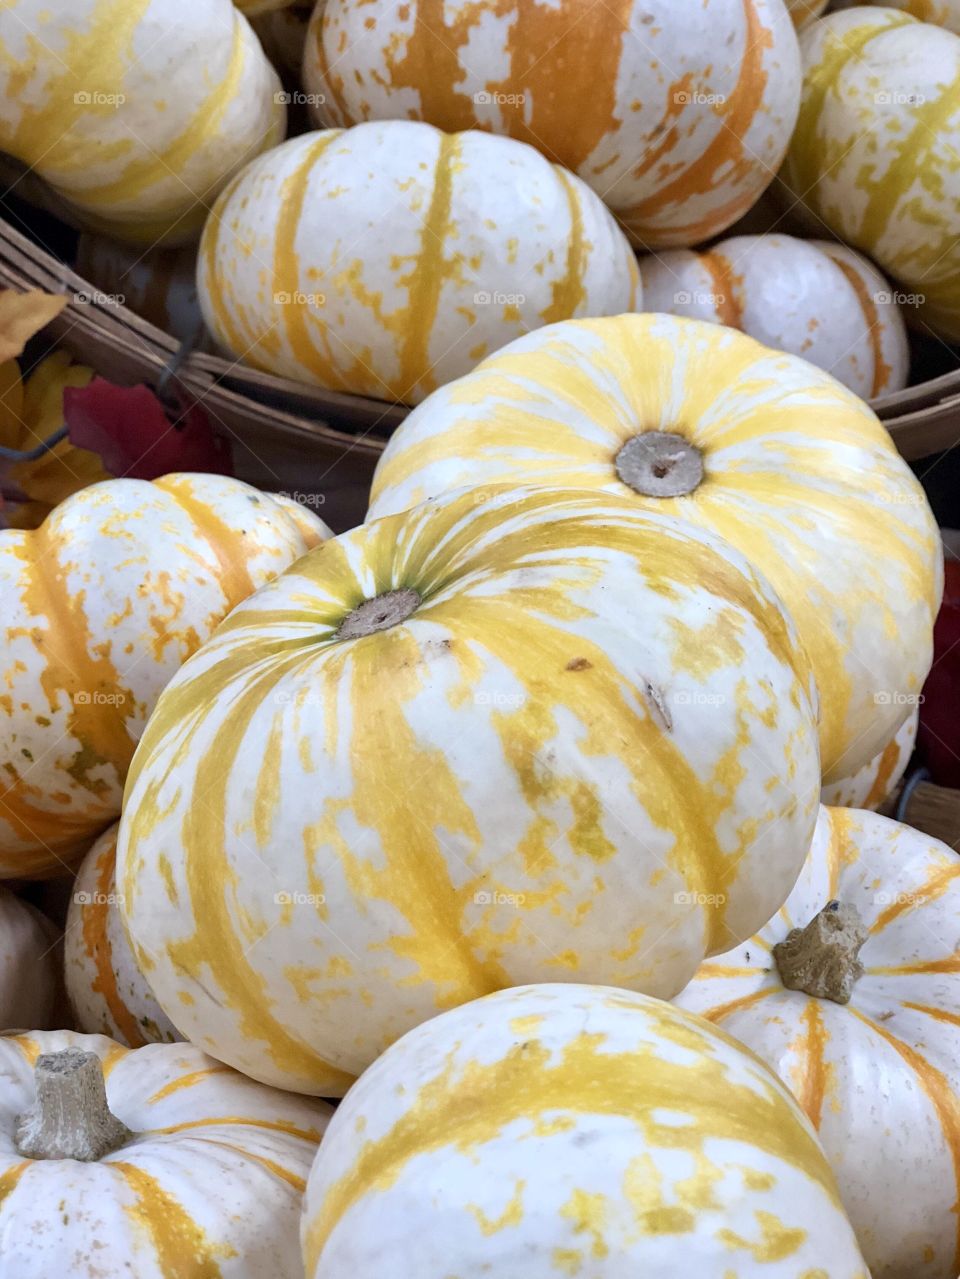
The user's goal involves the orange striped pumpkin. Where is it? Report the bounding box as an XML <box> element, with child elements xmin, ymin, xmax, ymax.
<box><xmin>302</xmin><ymin>0</ymin><xmax>802</xmax><ymax>248</ymax></box>
<box><xmin>676</xmin><ymin>805</ymin><xmax>960</xmax><ymax>1279</ymax></box>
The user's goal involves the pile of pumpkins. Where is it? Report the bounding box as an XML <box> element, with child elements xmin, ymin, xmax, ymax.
<box><xmin>2</xmin><ymin>1</ymin><xmax>960</xmax><ymax>1277</ymax></box>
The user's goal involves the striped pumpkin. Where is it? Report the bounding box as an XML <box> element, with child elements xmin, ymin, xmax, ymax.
<box><xmin>0</xmin><ymin>474</ymin><xmax>330</xmax><ymax>878</ymax></box>
<box><xmin>0</xmin><ymin>0</ymin><xmax>285</xmax><ymax>244</ymax></box>
<box><xmin>0</xmin><ymin>1030</ymin><xmax>331</xmax><ymax>1277</ymax></box>
<box><xmin>0</xmin><ymin>889</ymin><xmax>59</xmax><ymax>1029</ymax></box>
<box><xmin>65</xmin><ymin>823</ymin><xmax>180</xmax><ymax>1047</ymax></box>
<box><xmin>75</xmin><ymin>234</ymin><xmax>204</xmax><ymax>346</ymax></box>
<box><xmin>368</xmin><ymin>314</ymin><xmax>942</xmax><ymax>784</ymax></box>
<box><xmin>782</xmin><ymin>7</ymin><xmax>960</xmax><ymax>340</ymax></box>
<box><xmin>820</xmin><ymin>708</ymin><xmax>918</xmax><ymax>812</ymax></box>
<box><xmin>118</xmin><ymin>486</ymin><xmax>821</xmax><ymax>1093</ymax></box>
<box><xmin>302</xmin><ymin>0</ymin><xmax>801</xmax><ymax>249</ymax></box>
<box><xmin>198</xmin><ymin>123</ymin><xmax>639</xmax><ymax>404</ymax></box>
<box><xmin>637</xmin><ymin>233</ymin><xmax>909</xmax><ymax>398</ymax></box>
<box><xmin>675</xmin><ymin>805</ymin><xmax>960</xmax><ymax>1279</ymax></box>
<box><xmin>302</xmin><ymin>983</ymin><xmax>867</xmax><ymax>1277</ymax></box>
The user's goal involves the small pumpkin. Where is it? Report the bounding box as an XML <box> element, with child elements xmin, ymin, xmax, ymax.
<box><xmin>0</xmin><ymin>1030</ymin><xmax>331</xmax><ymax>1277</ymax></box>
<box><xmin>302</xmin><ymin>983</ymin><xmax>867</xmax><ymax>1277</ymax></box>
<box><xmin>637</xmin><ymin>233</ymin><xmax>909</xmax><ymax>398</ymax></box>
<box><xmin>782</xmin><ymin>7</ymin><xmax>960</xmax><ymax>339</ymax></box>
<box><xmin>198</xmin><ymin>122</ymin><xmax>639</xmax><ymax>403</ymax></box>
<box><xmin>118</xmin><ymin>485</ymin><xmax>821</xmax><ymax>1093</ymax></box>
<box><xmin>821</xmin><ymin>707</ymin><xmax>918</xmax><ymax>812</ymax></box>
<box><xmin>0</xmin><ymin>889</ymin><xmax>59</xmax><ymax>1029</ymax></box>
<box><xmin>303</xmin><ymin>0</ymin><xmax>801</xmax><ymax>248</ymax></box>
<box><xmin>65</xmin><ymin>823</ymin><xmax>179</xmax><ymax>1047</ymax></box>
<box><xmin>0</xmin><ymin>0</ymin><xmax>285</xmax><ymax>243</ymax></box>
<box><xmin>75</xmin><ymin>234</ymin><xmax>204</xmax><ymax>346</ymax></box>
<box><xmin>675</xmin><ymin>805</ymin><xmax>960</xmax><ymax>1279</ymax></box>
<box><xmin>0</xmin><ymin>474</ymin><xmax>331</xmax><ymax>878</ymax></box>
<box><xmin>368</xmin><ymin>314</ymin><xmax>942</xmax><ymax>783</ymax></box>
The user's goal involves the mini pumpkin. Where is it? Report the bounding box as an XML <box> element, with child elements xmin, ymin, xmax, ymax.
<box><xmin>65</xmin><ymin>823</ymin><xmax>179</xmax><ymax>1047</ymax></box>
<box><xmin>0</xmin><ymin>1030</ymin><xmax>331</xmax><ymax>1277</ymax></box>
<box><xmin>0</xmin><ymin>474</ymin><xmax>331</xmax><ymax>878</ymax></box>
<box><xmin>782</xmin><ymin>7</ymin><xmax>960</xmax><ymax>339</ymax></box>
<box><xmin>676</xmin><ymin>805</ymin><xmax>960</xmax><ymax>1279</ymax></box>
<box><xmin>198</xmin><ymin>122</ymin><xmax>639</xmax><ymax>403</ymax></box>
<box><xmin>0</xmin><ymin>1</ymin><xmax>285</xmax><ymax>244</ymax></box>
<box><xmin>820</xmin><ymin>708</ymin><xmax>918</xmax><ymax>812</ymax></box>
<box><xmin>637</xmin><ymin>233</ymin><xmax>909</xmax><ymax>398</ymax></box>
<box><xmin>368</xmin><ymin>314</ymin><xmax>942</xmax><ymax>783</ymax></box>
<box><xmin>302</xmin><ymin>983</ymin><xmax>867</xmax><ymax>1277</ymax></box>
<box><xmin>0</xmin><ymin>889</ymin><xmax>59</xmax><ymax>1029</ymax></box>
<box><xmin>118</xmin><ymin>485</ymin><xmax>821</xmax><ymax>1093</ymax></box>
<box><xmin>303</xmin><ymin>0</ymin><xmax>801</xmax><ymax>248</ymax></box>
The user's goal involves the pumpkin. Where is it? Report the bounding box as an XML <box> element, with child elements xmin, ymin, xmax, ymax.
<box><xmin>637</xmin><ymin>233</ymin><xmax>909</xmax><ymax>398</ymax></box>
<box><xmin>0</xmin><ymin>0</ymin><xmax>285</xmax><ymax>244</ymax></box>
<box><xmin>368</xmin><ymin>314</ymin><xmax>942</xmax><ymax>783</ymax></box>
<box><xmin>787</xmin><ymin>0</ymin><xmax>829</xmax><ymax>26</ymax></box>
<box><xmin>198</xmin><ymin>122</ymin><xmax>639</xmax><ymax>404</ymax></box>
<box><xmin>65</xmin><ymin>823</ymin><xmax>180</xmax><ymax>1047</ymax></box>
<box><xmin>75</xmin><ymin>234</ymin><xmax>204</xmax><ymax>346</ymax></box>
<box><xmin>676</xmin><ymin>805</ymin><xmax>960</xmax><ymax>1279</ymax></box>
<box><xmin>0</xmin><ymin>889</ymin><xmax>59</xmax><ymax>1029</ymax></box>
<box><xmin>782</xmin><ymin>7</ymin><xmax>960</xmax><ymax>340</ymax></box>
<box><xmin>0</xmin><ymin>473</ymin><xmax>331</xmax><ymax>878</ymax></box>
<box><xmin>118</xmin><ymin>485</ymin><xmax>822</xmax><ymax>1094</ymax></box>
<box><xmin>0</xmin><ymin>1030</ymin><xmax>331</xmax><ymax>1276</ymax></box>
<box><xmin>302</xmin><ymin>0</ymin><xmax>801</xmax><ymax>249</ymax></box>
<box><xmin>835</xmin><ymin>0</ymin><xmax>960</xmax><ymax>34</ymax></box>
<box><xmin>301</xmin><ymin>982</ymin><xmax>867</xmax><ymax>1276</ymax></box>
<box><xmin>821</xmin><ymin>707</ymin><xmax>918</xmax><ymax>812</ymax></box>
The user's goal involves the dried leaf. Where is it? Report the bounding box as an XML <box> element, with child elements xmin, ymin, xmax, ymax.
<box><xmin>0</xmin><ymin>290</ymin><xmax>67</xmax><ymax>363</ymax></box>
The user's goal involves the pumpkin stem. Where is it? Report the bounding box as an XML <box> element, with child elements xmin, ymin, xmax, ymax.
<box><xmin>773</xmin><ymin>900</ymin><xmax>868</xmax><ymax>1005</ymax></box>
<box><xmin>615</xmin><ymin>432</ymin><xmax>703</xmax><ymax>498</ymax></box>
<box><xmin>336</xmin><ymin>588</ymin><xmax>421</xmax><ymax>639</ymax></box>
<box><xmin>15</xmin><ymin>1048</ymin><xmax>133</xmax><ymax>1161</ymax></box>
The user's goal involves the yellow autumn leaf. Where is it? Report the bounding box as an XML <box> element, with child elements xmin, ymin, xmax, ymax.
<box><xmin>0</xmin><ymin>289</ymin><xmax>68</xmax><ymax>363</ymax></box>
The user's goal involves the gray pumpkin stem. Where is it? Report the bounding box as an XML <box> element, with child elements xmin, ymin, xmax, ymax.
<box><xmin>16</xmin><ymin>1048</ymin><xmax>133</xmax><ymax>1161</ymax></box>
<box><xmin>774</xmin><ymin>900</ymin><xmax>868</xmax><ymax>1005</ymax></box>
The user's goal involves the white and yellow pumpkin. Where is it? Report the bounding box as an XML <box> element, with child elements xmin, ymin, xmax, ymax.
<box><xmin>65</xmin><ymin>823</ymin><xmax>179</xmax><ymax>1047</ymax></box>
<box><xmin>676</xmin><ymin>805</ymin><xmax>960</xmax><ymax>1279</ymax></box>
<box><xmin>0</xmin><ymin>889</ymin><xmax>59</xmax><ymax>1029</ymax></box>
<box><xmin>0</xmin><ymin>1030</ymin><xmax>331</xmax><ymax>1277</ymax></box>
<box><xmin>302</xmin><ymin>982</ymin><xmax>867</xmax><ymax>1277</ymax></box>
<box><xmin>0</xmin><ymin>474</ymin><xmax>331</xmax><ymax>878</ymax></box>
<box><xmin>118</xmin><ymin>486</ymin><xmax>821</xmax><ymax>1093</ymax></box>
<box><xmin>821</xmin><ymin>707</ymin><xmax>918</xmax><ymax>811</ymax></box>
<box><xmin>637</xmin><ymin>234</ymin><xmax>909</xmax><ymax>398</ymax></box>
<box><xmin>0</xmin><ymin>0</ymin><xmax>284</xmax><ymax>243</ymax></box>
<box><xmin>198</xmin><ymin>122</ymin><xmax>639</xmax><ymax>404</ymax></box>
<box><xmin>303</xmin><ymin>0</ymin><xmax>801</xmax><ymax>249</ymax></box>
<box><xmin>368</xmin><ymin>314</ymin><xmax>942</xmax><ymax>783</ymax></box>
<box><xmin>782</xmin><ymin>7</ymin><xmax>960</xmax><ymax>339</ymax></box>
<box><xmin>75</xmin><ymin>234</ymin><xmax>204</xmax><ymax>345</ymax></box>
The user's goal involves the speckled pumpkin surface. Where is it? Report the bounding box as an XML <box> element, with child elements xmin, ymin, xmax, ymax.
<box><xmin>0</xmin><ymin>1031</ymin><xmax>331</xmax><ymax>1278</ymax></box>
<box><xmin>303</xmin><ymin>0</ymin><xmax>801</xmax><ymax>248</ymax></box>
<box><xmin>676</xmin><ymin>805</ymin><xmax>960</xmax><ymax>1279</ymax></box>
<box><xmin>301</xmin><ymin>983</ymin><xmax>867</xmax><ymax>1276</ymax></box>
<box><xmin>782</xmin><ymin>7</ymin><xmax>960</xmax><ymax>339</ymax></box>
<box><xmin>368</xmin><ymin>314</ymin><xmax>942</xmax><ymax>784</ymax></box>
<box><xmin>198</xmin><ymin>122</ymin><xmax>639</xmax><ymax>403</ymax></box>
<box><xmin>0</xmin><ymin>474</ymin><xmax>330</xmax><ymax>878</ymax></box>
<box><xmin>65</xmin><ymin>823</ymin><xmax>180</xmax><ymax>1047</ymax></box>
<box><xmin>118</xmin><ymin>486</ymin><xmax>821</xmax><ymax>1093</ymax></box>
<box><xmin>0</xmin><ymin>0</ymin><xmax>284</xmax><ymax>243</ymax></box>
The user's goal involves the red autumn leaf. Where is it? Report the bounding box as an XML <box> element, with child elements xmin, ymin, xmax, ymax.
<box><xmin>63</xmin><ymin>378</ymin><xmax>232</xmax><ymax>480</ymax></box>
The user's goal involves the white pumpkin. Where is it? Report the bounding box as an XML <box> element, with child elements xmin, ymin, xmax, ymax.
<box><xmin>65</xmin><ymin>823</ymin><xmax>180</xmax><ymax>1047</ymax></box>
<box><xmin>198</xmin><ymin>122</ymin><xmax>640</xmax><ymax>403</ymax></box>
<box><xmin>0</xmin><ymin>0</ymin><xmax>285</xmax><ymax>243</ymax></box>
<box><xmin>0</xmin><ymin>1030</ymin><xmax>331</xmax><ymax>1277</ymax></box>
<box><xmin>676</xmin><ymin>805</ymin><xmax>960</xmax><ymax>1279</ymax></box>
<box><xmin>303</xmin><ymin>0</ymin><xmax>801</xmax><ymax>249</ymax></box>
<box><xmin>821</xmin><ymin>708</ymin><xmax>918</xmax><ymax>811</ymax></box>
<box><xmin>637</xmin><ymin>234</ymin><xmax>909</xmax><ymax>398</ymax></box>
<box><xmin>118</xmin><ymin>486</ymin><xmax>821</xmax><ymax>1093</ymax></box>
<box><xmin>302</xmin><ymin>983</ymin><xmax>867</xmax><ymax>1277</ymax></box>
<box><xmin>0</xmin><ymin>890</ymin><xmax>58</xmax><ymax>1030</ymax></box>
